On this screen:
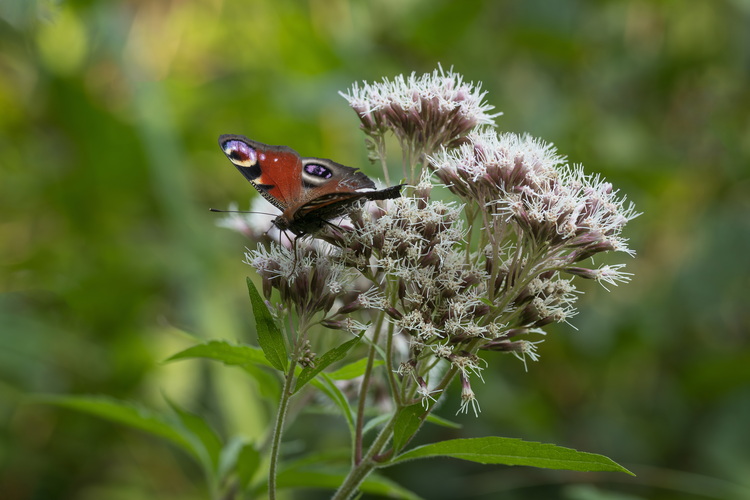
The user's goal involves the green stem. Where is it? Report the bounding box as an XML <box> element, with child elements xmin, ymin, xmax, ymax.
<box><xmin>401</xmin><ymin>143</ymin><xmax>410</xmax><ymax>183</ymax></box>
<box><xmin>383</xmin><ymin>317</ymin><xmax>401</xmax><ymax>407</ymax></box>
<box><xmin>354</xmin><ymin>319</ymin><xmax>382</xmax><ymax>464</ymax></box>
<box><xmin>333</xmin><ymin>413</ymin><xmax>399</xmax><ymax>500</ymax></box>
<box><xmin>268</xmin><ymin>356</ymin><xmax>298</xmax><ymax>500</ymax></box>
<box><xmin>336</xmin><ymin>360</ymin><xmax>463</xmax><ymax>499</ymax></box>
<box><xmin>464</xmin><ymin>204</ymin><xmax>477</xmax><ymax>265</ymax></box>
<box><xmin>268</xmin><ymin>317</ymin><xmax>310</xmax><ymax>499</ymax></box>
<box><xmin>376</xmin><ymin>136</ymin><xmax>391</xmax><ymax>186</ymax></box>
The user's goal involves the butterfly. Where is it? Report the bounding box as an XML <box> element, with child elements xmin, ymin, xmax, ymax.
<box><xmin>218</xmin><ymin>134</ymin><xmax>403</xmax><ymax>236</ymax></box>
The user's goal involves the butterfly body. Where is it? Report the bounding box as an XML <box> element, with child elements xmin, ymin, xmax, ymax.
<box><xmin>219</xmin><ymin>135</ymin><xmax>402</xmax><ymax>235</ymax></box>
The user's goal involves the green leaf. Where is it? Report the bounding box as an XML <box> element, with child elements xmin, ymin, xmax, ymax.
<box><xmin>309</xmin><ymin>375</ymin><xmax>355</xmax><ymax>438</ymax></box>
<box><xmin>165</xmin><ymin>397</ymin><xmax>223</xmax><ymax>472</ymax></box>
<box><xmin>425</xmin><ymin>413</ymin><xmax>462</xmax><ymax>429</ymax></box>
<box><xmin>241</xmin><ymin>363</ymin><xmax>282</xmax><ymax>401</ymax></box>
<box><xmin>218</xmin><ymin>437</ymin><xmax>244</xmax><ymax>482</ymax></box>
<box><xmin>391</xmin><ymin>437</ymin><xmax>634</xmax><ymax>475</ymax></box>
<box><xmin>166</xmin><ymin>340</ymin><xmax>270</xmax><ymax>368</ymax></box>
<box><xmin>392</xmin><ymin>404</ymin><xmax>425</xmax><ymax>452</ymax></box>
<box><xmin>294</xmin><ymin>335</ymin><xmax>362</xmax><ymax>393</ymax></box>
<box><xmin>478</xmin><ymin>297</ymin><xmax>494</xmax><ymax>307</ymax></box>
<box><xmin>247</xmin><ymin>277</ymin><xmax>288</xmax><ymax>371</ymax></box>
<box><xmin>166</xmin><ymin>340</ymin><xmax>281</xmax><ymax>398</ymax></box>
<box><xmin>35</xmin><ymin>395</ymin><xmax>199</xmax><ymax>461</ymax></box>
<box><xmin>282</xmin><ymin>448</ymin><xmax>352</xmax><ymax>470</ymax></box>
<box><xmin>235</xmin><ymin>442</ymin><xmax>261</xmax><ymax>490</ymax></box>
<box><xmin>327</xmin><ymin>358</ymin><xmax>384</xmax><ymax>380</ymax></box>
<box><xmin>272</xmin><ymin>469</ymin><xmax>422</xmax><ymax>500</ymax></box>
<box><xmin>217</xmin><ymin>437</ymin><xmax>260</xmax><ymax>490</ymax></box>
<box><xmin>362</xmin><ymin>413</ymin><xmax>391</xmax><ymax>436</ymax></box>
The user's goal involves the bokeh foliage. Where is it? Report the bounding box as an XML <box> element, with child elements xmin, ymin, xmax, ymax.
<box><xmin>1</xmin><ymin>0</ymin><xmax>749</xmax><ymax>498</ymax></box>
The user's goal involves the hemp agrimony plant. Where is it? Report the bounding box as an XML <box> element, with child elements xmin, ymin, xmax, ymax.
<box><xmin>214</xmin><ymin>67</ymin><xmax>638</xmax><ymax>498</ymax></box>
<box><xmin>43</xmin><ymin>67</ymin><xmax>636</xmax><ymax>499</ymax></box>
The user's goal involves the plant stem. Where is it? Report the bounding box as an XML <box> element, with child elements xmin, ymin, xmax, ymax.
<box><xmin>333</xmin><ymin>413</ymin><xmax>399</xmax><ymax>500</ymax></box>
<box><xmin>376</xmin><ymin>136</ymin><xmax>391</xmax><ymax>186</ymax></box>
<box><xmin>335</xmin><ymin>364</ymin><xmax>461</xmax><ymax>499</ymax></box>
<box><xmin>268</xmin><ymin>318</ymin><xmax>308</xmax><ymax>500</ymax></box>
<box><xmin>268</xmin><ymin>358</ymin><xmax>296</xmax><ymax>500</ymax></box>
<box><xmin>354</xmin><ymin>323</ymin><xmax>382</xmax><ymax>464</ymax></box>
<box><xmin>383</xmin><ymin>319</ymin><xmax>401</xmax><ymax>407</ymax></box>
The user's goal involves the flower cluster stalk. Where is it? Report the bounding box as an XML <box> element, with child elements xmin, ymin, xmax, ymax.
<box><xmin>267</xmin><ymin>354</ymin><xmax>296</xmax><ymax>500</ymax></box>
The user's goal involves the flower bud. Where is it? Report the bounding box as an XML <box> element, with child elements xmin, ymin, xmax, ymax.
<box><xmin>421</xmin><ymin>249</ymin><xmax>439</xmax><ymax>267</ymax></box>
<box><xmin>336</xmin><ymin>296</ymin><xmax>363</xmax><ymax>315</ymax></box>
<box><xmin>398</xmin><ymin>278</ymin><xmax>406</xmax><ymax>300</ymax></box>
<box><xmin>568</xmin><ymin>240</ymin><xmax>616</xmax><ymax>262</ymax></box>
<box><xmin>385</xmin><ymin>306</ymin><xmax>403</xmax><ymax>320</ymax></box>
<box><xmin>564</xmin><ymin>267</ymin><xmax>599</xmax><ymax>280</ymax></box>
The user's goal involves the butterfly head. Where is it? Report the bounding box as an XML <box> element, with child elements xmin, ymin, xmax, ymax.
<box><xmin>273</xmin><ymin>215</ymin><xmax>292</xmax><ymax>231</ymax></box>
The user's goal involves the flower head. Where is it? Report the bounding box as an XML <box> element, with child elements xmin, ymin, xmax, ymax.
<box><xmin>429</xmin><ymin>127</ymin><xmax>639</xmax><ymax>262</ymax></box>
<box><xmin>245</xmin><ymin>242</ymin><xmax>354</xmax><ymax>318</ymax></box>
<box><xmin>218</xmin><ymin>67</ymin><xmax>638</xmax><ymax>424</ymax></box>
<box><xmin>340</xmin><ymin>65</ymin><xmax>500</xmax><ymax>157</ymax></box>
<box><xmin>428</xmin><ymin>128</ymin><xmax>564</xmax><ymax>207</ymax></box>
<box><xmin>565</xmin><ymin>263</ymin><xmax>633</xmax><ymax>291</ymax></box>
<box><xmin>457</xmin><ymin>374</ymin><xmax>481</xmax><ymax>417</ymax></box>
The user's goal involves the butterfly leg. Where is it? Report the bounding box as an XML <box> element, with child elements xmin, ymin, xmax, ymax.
<box><xmin>290</xmin><ymin>233</ymin><xmax>299</xmax><ymax>276</ymax></box>
<box><xmin>286</xmin><ymin>229</ymin><xmax>308</xmax><ymax>277</ymax></box>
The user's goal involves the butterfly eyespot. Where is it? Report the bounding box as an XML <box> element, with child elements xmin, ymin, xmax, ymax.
<box><xmin>224</xmin><ymin>140</ymin><xmax>257</xmax><ymax>167</ymax></box>
<box><xmin>304</xmin><ymin>163</ymin><xmax>333</xmax><ymax>179</ymax></box>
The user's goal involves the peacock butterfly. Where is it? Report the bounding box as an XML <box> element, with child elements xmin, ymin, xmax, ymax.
<box><xmin>218</xmin><ymin>134</ymin><xmax>403</xmax><ymax>236</ymax></box>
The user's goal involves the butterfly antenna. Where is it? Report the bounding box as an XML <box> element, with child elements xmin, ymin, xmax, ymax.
<box><xmin>209</xmin><ymin>208</ymin><xmax>278</xmax><ymax>217</ymax></box>
<box><xmin>321</xmin><ymin>219</ymin><xmax>345</xmax><ymax>231</ymax></box>
<box><xmin>291</xmin><ymin>236</ymin><xmax>299</xmax><ymax>275</ymax></box>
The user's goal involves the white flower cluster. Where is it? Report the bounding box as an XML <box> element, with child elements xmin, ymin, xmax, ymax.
<box><xmin>340</xmin><ymin>65</ymin><xmax>500</xmax><ymax>155</ymax></box>
<box><xmin>219</xmin><ymin>67</ymin><xmax>638</xmax><ymax>416</ymax></box>
<box><xmin>429</xmin><ymin>127</ymin><xmax>639</xmax><ymax>271</ymax></box>
<box><xmin>244</xmin><ymin>243</ymin><xmax>355</xmax><ymax>320</ymax></box>
<box><xmin>429</xmin><ymin>128</ymin><xmax>565</xmax><ymax>205</ymax></box>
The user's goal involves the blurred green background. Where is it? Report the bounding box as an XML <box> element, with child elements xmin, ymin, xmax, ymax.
<box><xmin>1</xmin><ymin>0</ymin><xmax>749</xmax><ymax>498</ymax></box>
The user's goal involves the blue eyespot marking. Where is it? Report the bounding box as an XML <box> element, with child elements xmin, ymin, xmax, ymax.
<box><xmin>224</xmin><ymin>140</ymin><xmax>257</xmax><ymax>166</ymax></box>
<box><xmin>304</xmin><ymin>163</ymin><xmax>333</xmax><ymax>179</ymax></box>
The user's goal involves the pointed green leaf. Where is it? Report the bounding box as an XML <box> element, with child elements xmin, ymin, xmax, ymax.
<box><xmin>327</xmin><ymin>358</ymin><xmax>384</xmax><ymax>380</ymax></box>
<box><xmin>236</xmin><ymin>442</ymin><xmax>261</xmax><ymax>490</ymax></box>
<box><xmin>294</xmin><ymin>335</ymin><xmax>362</xmax><ymax>393</ymax></box>
<box><xmin>391</xmin><ymin>437</ymin><xmax>634</xmax><ymax>475</ymax></box>
<box><xmin>271</xmin><ymin>469</ymin><xmax>422</xmax><ymax>499</ymax></box>
<box><xmin>218</xmin><ymin>436</ymin><xmax>244</xmax><ymax>482</ymax></box>
<box><xmin>218</xmin><ymin>437</ymin><xmax>260</xmax><ymax>490</ymax></box>
<box><xmin>392</xmin><ymin>404</ymin><xmax>425</xmax><ymax>452</ymax></box>
<box><xmin>165</xmin><ymin>397</ymin><xmax>223</xmax><ymax>472</ymax></box>
<box><xmin>35</xmin><ymin>395</ymin><xmax>199</xmax><ymax>461</ymax></box>
<box><xmin>310</xmin><ymin>375</ymin><xmax>355</xmax><ymax>438</ymax></box>
<box><xmin>166</xmin><ymin>340</ymin><xmax>270</xmax><ymax>368</ymax></box>
<box><xmin>425</xmin><ymin>414</ymin><xmax>462</xmax><ymax>429</ymax></box>
<box><xmin>363</xmin><ymin>413</ymin><xmax>391</xmax><ymax>436</ymax></box>
<box><xmin>247</xmin><ymin>277</ymin><xmax>288</xmax><ymax>371</ymax></box>
<box><xmin>166</xmin><ymin>340</ymin><xmax>281</xmax><ymax>398</ymax></box>
<box><xmin>282</xmin><ymin>448</ymin><xmax>352</xmax><ymax>470</ymax></box>
<box><xmin>241</xmin><ymin>363</ymin><xmax>282</xmax><ymax>401</ymax></box>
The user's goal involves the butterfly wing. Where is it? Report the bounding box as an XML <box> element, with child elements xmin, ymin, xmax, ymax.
<box><xmin>219</xmin><ymin>134</ymin><xmax>303</xmax><ymax>211</ymax></box>
<box><xmin>219</xmin><ymin>135</ymin><xmax>378</xmax><ymax>211</ymax></box>
<box><xmin>293</xmin><ymin>184</ymin><xmax>403</xmax><ymax>222</ymax></box>
<box><xmin>219</xmin><ymin>134</ymin><xmax>401</xmax><ymax>234</ymax></box>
